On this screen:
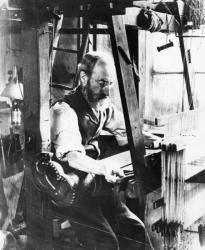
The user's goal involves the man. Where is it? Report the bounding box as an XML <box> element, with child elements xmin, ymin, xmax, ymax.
<box><xmin>50</xmin><ymin>51</ymin><xmax>155</xmax><ymax>250</ymax></box>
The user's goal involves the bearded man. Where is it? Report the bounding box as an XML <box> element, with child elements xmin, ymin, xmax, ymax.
<box><xmin>50</xmin><ymin>51</ymin><xmax>150</xmax><ymax>250</ymax></box>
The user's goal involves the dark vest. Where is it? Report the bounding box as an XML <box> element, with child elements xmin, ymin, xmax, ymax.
<box><xmin>50</xmin><ymin>89</ymin><xmax>115</xmax><ymax>201</ymax></box>
<box><xmin>62</xmin><ymin>88</ymin><xmax>100</xmax><ymax>146</ymax></box>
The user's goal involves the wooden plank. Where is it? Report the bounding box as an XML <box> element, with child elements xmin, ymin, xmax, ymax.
<box><xmin>22</xmin><ymin>9</ymin><xmax>52</xmax><ymax>248</ymax></box>
<box><xmin>23</xmin><ymin>24</ymin><xmax>51</xmax><ymax>153</ymax></box>
<box><xmin>0</xmin><ymin>156</ymin><xmax>8</xmax><ymax>229</ymax></box>
<box><xmin>59</xmin><ymin>28</ymin><xmax>109</xmax><ymax>34</ymax></box>
<box><xmin>53</xmin><ymin>47</ymin><xmax>78</xmax><ymax>53</ymax></box>
<box><xmin>38</xmin><ymin>24</ymin><xmax>51</xmax><ymax>152</ymax></box>
<box><xmin>109</xmin><ymin>15</ymin><xmax>146</xmax><ymax>222</ymax></box>
<box><xmin>51</xmin><ymin>14</ymin><xmax>64</xmax><ymax>68</ymax></box>
<box><xmin>0</xmin><ymin>133</ymin><xmax>7</xmax><ymax>176</ymax></box>
<box><xmin>138</xmin><ymin>30</ymin><xmax>147</xmax><ymax>118</ymax></box>
<box><xmin>176</xmin><ymin>0</ymin><xmax>194</xmax><ymax>110</ymax></box>
<box><xmin>102</xmin><ymin>150</ymin><xmax>132</xmax><ymax>169</ymax></box>
<box><xmin>78</xmin><ymin>18</ymin><xmax>90</xmax><ymax>63</ymax></box>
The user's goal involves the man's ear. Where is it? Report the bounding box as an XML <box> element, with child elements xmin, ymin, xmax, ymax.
<box><xmin>80</xmin><ymin>71</ymin><xmax>88</xmax><ymax>86</ymax></box>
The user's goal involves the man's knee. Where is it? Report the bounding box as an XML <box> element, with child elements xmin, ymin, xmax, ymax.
<box><xmin>116</xmin><ymin>204</ymin><xmax>145</xmax><ymax>241</ymax></box>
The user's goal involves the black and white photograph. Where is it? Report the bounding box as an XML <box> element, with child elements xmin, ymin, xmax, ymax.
<box><xmin>0</xmin><ymin>0</ymin><xmax>205</xmax><ymax>249</ymax></box>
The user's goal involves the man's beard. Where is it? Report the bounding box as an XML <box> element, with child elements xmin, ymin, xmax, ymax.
<box><xmin>83</xmin><ymin>81</ymin><xmax>107</xmax><ymax>103</ymax></box>
<box><xmin>81</xmin><ymin>82</ymin><xmax>109</xmax><ymax>111</ymax></box>
<box><xmin>87</xmin><ymin>86</ymin><xmax>107</xmax><ymax>103</ymax></box>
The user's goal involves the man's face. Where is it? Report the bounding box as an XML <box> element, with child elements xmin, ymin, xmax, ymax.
<box><xmin>86</xmin><ymin>63</ymin><xmax>113</xmax><ymax>103</ymax></box>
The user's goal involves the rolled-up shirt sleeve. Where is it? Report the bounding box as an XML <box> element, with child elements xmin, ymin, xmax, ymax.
<box><xmin>50</xmin><ymin>101</ymin><xmax>85</xmax><ymax>161</ymax></box>
<box><xmin>103</xmin><ymin>104</ymin><xmax>128</xmax><ymax>146</ymax></box>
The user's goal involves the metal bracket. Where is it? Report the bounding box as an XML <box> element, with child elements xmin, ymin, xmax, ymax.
<box><xmin>153</xmin><ymin>197</ymin><xmax>164</xmax><ymax>209</ymax></box>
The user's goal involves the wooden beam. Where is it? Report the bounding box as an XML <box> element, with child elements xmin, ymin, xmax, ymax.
<box><xmin>78</xmin><ymin>18</ymin><xmax>90</xmax><ymax>63</ymax></box>
<box><xmin>109</xmin><ymin>15</ymin><xmax>146</xmax><ymax>220</ymax></box>
<box><xmin>53</xmin><ymin>47</ymin><xmax>78</xmax><ymax>54</ymax></box>
<box><xmin>0</xmin><ymin>148</ymin><xmax>8</xmax><ymax>228</ymax></box>
<box><xmin>51</xmin><ymin>14</ymin><xmax>64</xmax><ymax>68</ymax></box>
<box><xmin>23</xmin><ymin>23</ymin><xmax>51</xmax><ymax>153</ymax></box>
<box><xmin>61</xmin><ymin>6</ymin><xmax>178</xmax><ymax>32</ymax></box>
<box><xmin>176</xmin><ymin>0</ymin><xmax>194</xmax><ymax>110</ymax></box>
<box><xmin>22</xmin><ymin>11</ymin><xmax>52</xmax><ymax>248</ymax></box>
<box><xmin>59</xmin><ymin>28</ymin><xmax>109</xmax><ymax>34</ymax></box>
<box><xmin>138</xmin><ymin>30</ymin><xmax>146</xmax><ymax>118</ymax></box>
<box><xmin>62</xmin><ymin>9</ymin><xmax>126</xmax><ymax>17</ymax></box>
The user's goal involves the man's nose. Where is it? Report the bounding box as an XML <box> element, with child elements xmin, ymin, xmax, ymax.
<box><xmin>102</xmin><ymin>85</ymin><xmax>110</xmax><ymax>96</ymax></box>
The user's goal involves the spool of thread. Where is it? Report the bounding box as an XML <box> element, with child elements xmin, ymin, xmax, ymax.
<box><xmin>157</xmin><ymin>40</ymin><xmax>174</xmax><ymax>52</ymax></box>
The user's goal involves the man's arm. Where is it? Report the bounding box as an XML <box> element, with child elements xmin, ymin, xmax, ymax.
<box><xmin>67</xmin><ymin>151</ymin><xmax>124</xmax><ymax>183</ymax></box>
<box><xmin>51</xmin><ymin>101</ymin><xmax>85</xmax><ymax>157</ymax></box>
<box><xmin>51</xmin><ymin>101</ymin><xmax>124</xmax><ymax>183</ymax></box>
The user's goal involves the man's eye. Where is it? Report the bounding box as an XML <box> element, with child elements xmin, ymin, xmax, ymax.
<box><xmin>98</xmin><ymin>80</ymin><xmax>112</xmax><ymax>86</ymax></box>
<box><xmin>98</xmin><ymin>81</ymin><xmax>106</xmax><ymax>85</ymax></box>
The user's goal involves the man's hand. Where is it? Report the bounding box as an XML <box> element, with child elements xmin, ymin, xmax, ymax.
<box><xmin>103</xmin><ymin>165</ymin><xmax>125</xmax><ymax>183</ymax></box>
<box><xmin>67</xmin><ymin>151</ymin><xmax>125</xmax><ymax>183</ymax></box>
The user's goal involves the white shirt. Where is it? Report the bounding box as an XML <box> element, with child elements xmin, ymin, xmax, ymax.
<box><xmin>50</xmin><ymin>99</ymin><xmax>128</xmax><ymax>161</ymax></box>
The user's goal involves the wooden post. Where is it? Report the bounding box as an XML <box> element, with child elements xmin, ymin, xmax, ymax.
<box><xmin>176</xmin><ymin>0</ymin><xmax>194</xmax><ymax>110</ymax></box>
<box><xmin>51</xmin><ymin>14</ymin><xmax>64</xmax><ymax>68</ymax></box>
<box><xmin>0</xmin><ymin>134</ymin><xmax>8</xmax><ymax>229</ymax></box>
<box><xmin>109</xmin><ymin>15</ymin><xmax>146</xmax><ymax>221</ymax></box>
<box><xmin>22</xmin><ymin>7</ymin><xmax>52</xmax><ymax>248</ymax></box>
<box><xmin>78</xmin><ymin>17</ymin><xmax>90</xmax><ymax>63</ymax></box>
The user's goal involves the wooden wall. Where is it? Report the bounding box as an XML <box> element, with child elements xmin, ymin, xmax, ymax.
<box><xmin>143</xmin><ymin>30</ymin><xmax>205</xmax><ymax>123</ymax></box>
